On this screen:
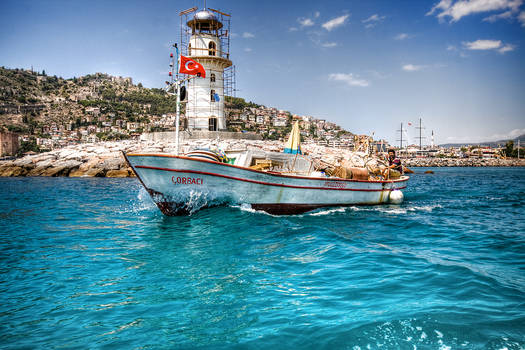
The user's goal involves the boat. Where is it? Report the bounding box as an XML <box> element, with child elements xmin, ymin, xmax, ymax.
<box><xmin>125</xmin><ymin>51</ymin><xmax>409</xmax><ymax>216</ymax></box>
<box><xmin>123</xmin><ymin>148</ymin><xmax>409</xmax><ymax>215</ymax></box>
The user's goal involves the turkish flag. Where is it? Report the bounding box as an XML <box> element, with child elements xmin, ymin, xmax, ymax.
<box><xmin>179</xmin><ymin>55</ymin><xmax>206</xmax><ymax>78</ymax></box>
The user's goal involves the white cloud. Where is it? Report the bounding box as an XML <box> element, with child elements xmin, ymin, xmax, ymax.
<box><xmin>394</xmin><ymin>33</ymin><xmax>410</xmax><ymax>40</ymax></box>
<box><xmin>498</xmin><ymin>43</ymin><xmax>515</xmax><ymax>53</ymax></box>
<box><xmin>483</xmin><ymin>9</ymin><xmax>513</xmax><ymax>21</ymax></box>
<box><xmin>329</xmin><ymin>73</ymin><xmax>369</xmax><ymax>87</ymax></box>
<box><xmin>427</xmin><ymin>0</ymin><xmax>453</xmax><ymax>16</ymax></box>
<box><xmin>289</xmin><ymin>27</ymin><xmax>298</xmax><ymax>32</ymax></box>
<box><xmin>402</xmin><ymin>64</ymin><xmax>425</xmax><ymax>71</ymax></box>
<box><xmin>447</xmin><ymin>44</ymin><xmax>457</xmax><ymax>50</ymax></box>
<box><xmin>242</xmin><ymin>32</ymin><xmax>255</xmax><ymax>38</ymax></box>
<box><xmin>463</xmin><ymin>39</ymin><xmax>515</xmax><ymax>53</ymax></box>
<box><xmin>519</xmin><ymin>10</ymin><xmax>525</xmax><ymax>25</ymax></box>
<box><xmin>464</xmin><ymin>39</ymin><xmax>502</xmax><ymax>50</ymax></box>
<box><xmin>487</xmin><ymin>128</ymin><xmax>525</xmax><ymax>141</ymax></box>
<box><xmin>322</xmin><ymin>14</ymin><xmax>350</xmax><ymax>31</ymax></box>
<box><xmin>314</xmin><ymin>11</ymin><xmax>321</xmax><ymax>18</ymax></box>
<box><xmin>362</xmin><ymin>14</ymin><xmax>386</xmax><ymax>23</ymax></box>
<box><xmin>362</xmin><ymin>14</ymin><xmax>386</xmax><ymax>28</ymax></box>
<box><xmin>427</xmin><ymin>0</ymin><xmax>523</xmax><ymax>22</ymax></box>
<box><xmin>321</xmin><ymin>42</ymin><xmax>338</xmax><ymax>48</ymax></box>
<box><xmin>244</xmin><ymin>48</ymin><xmax>252</xmax><ymax>52</ymax></box>
<box><xmin>298</xmin><ymin>17</ymin><xmax>315</xmax><ymax>27</ymax></box>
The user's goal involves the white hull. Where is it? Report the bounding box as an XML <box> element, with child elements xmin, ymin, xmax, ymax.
<box><xmin>124</xmin><ymin>153</ymin><xmax>409</xmax><ymax>215</ymax></box>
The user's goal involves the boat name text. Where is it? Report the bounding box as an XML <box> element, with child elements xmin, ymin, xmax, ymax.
<box><xmin>172</xmin><ymin>176</ymin><xmax>204</xmax><ymax>185</ymax></box>
<box><xmin>324</xmin><ymin>181</ymin><xmax>347</xmax><ymax>189</ymax></box>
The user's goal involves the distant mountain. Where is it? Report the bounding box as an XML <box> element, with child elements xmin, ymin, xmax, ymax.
<box><xmin>439</xmin><ymin>134</ymin><xmax>525</xmax><ymax>148</ymax></box>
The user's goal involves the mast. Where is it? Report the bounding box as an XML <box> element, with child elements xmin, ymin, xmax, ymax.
<box><xmin>397</xmin><ymin>123</ymin><xmax>404</xmax><ymax>149</ymax></box>
<box><xmin>416</xmin><ymin>117</ymin><xmax>425</xmax><ymax>150</ymax></box>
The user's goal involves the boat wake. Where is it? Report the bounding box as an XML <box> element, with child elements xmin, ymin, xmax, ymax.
<box><xmin>350</xmin><ymin>204</ymin><xmax>442</xmax><ymax>215</ymax></box>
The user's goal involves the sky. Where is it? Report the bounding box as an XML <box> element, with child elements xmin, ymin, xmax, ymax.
<box><xmin>0</xmin><ymin>0</ymin><xmax>524</xmax><ymax>145</ymax></box>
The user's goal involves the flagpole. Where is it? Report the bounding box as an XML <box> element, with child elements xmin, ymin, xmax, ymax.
<box><xmin>175</xmin><ymin>80</ymin><xmax>181</xmax><ymax>155</ymax></box>
<box><xmin>174</xmin><ymin>43</ymin><xmax>180</xmax><ymax>155</ymax></box>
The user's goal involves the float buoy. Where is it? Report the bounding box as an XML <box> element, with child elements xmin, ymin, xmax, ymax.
<box><xmin>389</xmin><ymin>190</ymin><xmax>404</xmax><ymax>204</ymax></box>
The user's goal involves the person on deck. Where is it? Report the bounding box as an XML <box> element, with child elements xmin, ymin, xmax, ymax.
<box><xmin>383</xmin><ymin>149</ymin><xmax>403</xmax><ymax>179</ymax></box>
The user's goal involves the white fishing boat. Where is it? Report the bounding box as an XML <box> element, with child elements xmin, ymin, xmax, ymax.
<box><xmin>124</xmin><ymin>147</ymin><xmax>409</xmax><ymax>215</ymax></box>
<box><xmin>126</xmin><ymin>45</ymin><xmax>409</xmax><ymax>215</ymax></box>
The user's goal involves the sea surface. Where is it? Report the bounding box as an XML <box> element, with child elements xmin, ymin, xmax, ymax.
<box><xmin>0</xmin><ymin>167</ymin><xmax>524</xmax><ymax>349</ymax></box>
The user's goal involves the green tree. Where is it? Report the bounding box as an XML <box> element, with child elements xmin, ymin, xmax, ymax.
<box><xmin>505</xmin><ymin>140</ymin><xmax>514</xmax><ymax>157</ymax></box>
<box><xmin>17</xmin><ymin>138</ymin><xmax>40</xmax><ymax>156</ymax></box>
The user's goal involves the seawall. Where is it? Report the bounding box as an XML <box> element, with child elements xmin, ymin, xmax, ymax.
<box><xmin>0</xmin><ymin>140</ymin><xmax>523</xmax><ymax>178</ymax></box>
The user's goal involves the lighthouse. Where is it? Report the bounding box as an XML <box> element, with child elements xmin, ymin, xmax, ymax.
<box><xmin>181</xmin><ymin>7</ymin><xmax>232</xmax><ymax>131</ymax></box>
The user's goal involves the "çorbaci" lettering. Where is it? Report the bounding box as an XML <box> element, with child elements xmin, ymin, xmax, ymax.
<box><xmin>172</xmin><ymin>176</ymin><xmax>203</xmax><ymax>185</ymax></box>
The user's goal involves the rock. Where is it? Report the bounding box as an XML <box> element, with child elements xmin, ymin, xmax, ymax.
<box><xmin>106</xmin><ymin>169</ymin><xmax>130</xmax><ymax>178</ymax></box>
<box><xmin>68</xmin><ymin>167</ymin><xmax>104</xmax><ymax>177</ymax></box>
<box><xmin>31</xmin><ymin>154</ymin><xmax>57</xmax><ymax>163</ymax></box>
<box><xmin>424</xmin><ymin>170</ymin><xmax>434</xmax><ymax>174</ymax></box>
<box><xmin>68</xmin><ymin>169</ymin><xmax>87</xmax><ymax>177</ymax></box>
<box><xmin>0</xmin><ymin>166</ymin><xmax>27</xmax><ymax>177</ymax></box>
<box><xmin>27</xmin><ymin>166</ymin><xmax>50</xmax><ymax>176</ymax></box>
<box><xmin>101</xmin><ymin>157</ymin><xmax>125</xmax><ymax>171</ymax></box>
<box><xmin>34</xmin><ymin>159</ymin><xmax>55</xmax><ymax>169</ymax></box>
<box><xmin>41</xmin><ymin>166</ymin><xmax>68</xmax><ymax>177</ymax></box>
<box><xmin>84</xmin><ymin>168</ymin><xmax>105</xmax><ymax>177</ymax></box>
<box><xmin>12</xmin><ymin>157</ymin><xmax>34</xmax><ymax>167</ymax></box>
<box><xmin>79</xmin><ymin>157</ymin><xmax>102</xmax><ymax>172</ymax></box>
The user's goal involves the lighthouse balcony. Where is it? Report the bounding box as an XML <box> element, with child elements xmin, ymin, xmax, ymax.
<box><xmin>186</xmin><ymin>55</ymin><xmax>232</xmax><ymax>69</ymax></box>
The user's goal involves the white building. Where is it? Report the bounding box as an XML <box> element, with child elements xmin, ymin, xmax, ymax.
<box><xmin>184</xmin><ymin>9</ymin><xmax>232</xmax><ymax>131</ymax></box>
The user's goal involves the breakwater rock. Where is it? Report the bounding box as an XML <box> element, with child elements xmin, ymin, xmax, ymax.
<box><xmin>403</xmin><ymin>157</ymin><xmax>524</xmax><ymax>167</ymax></box>
<box><xmin>0</xmin><ymin>140</ymin><xmax>523</xmax><ymax>178</ymax></box>
<box><xmin>0</xmin><ymin>139</ymin><xmax>352</xmax><ymax>178</ymax></box>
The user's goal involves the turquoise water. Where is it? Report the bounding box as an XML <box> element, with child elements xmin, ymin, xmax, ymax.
<box><xmin>0</xmin><ymin>167</ymin><xmax>524</xmax><ymax>349</ymax></box>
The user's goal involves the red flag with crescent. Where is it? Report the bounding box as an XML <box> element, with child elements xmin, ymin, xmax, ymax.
<box><xmin>179</xmin><ymin>55</ymin><xmax>206</xmax><ymax>78</ymax></box>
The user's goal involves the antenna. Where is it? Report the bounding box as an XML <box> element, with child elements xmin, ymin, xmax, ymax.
<box><xmin>415</xmin><ymin>117</ymin><xmax>426</xmax><ymax>150</ymax></box>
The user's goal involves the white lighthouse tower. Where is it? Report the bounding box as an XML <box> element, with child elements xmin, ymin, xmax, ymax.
<box><xmin>180</xmin><ymin>7</ymin><xmax>232</xmax><ymax>131</ymax></box>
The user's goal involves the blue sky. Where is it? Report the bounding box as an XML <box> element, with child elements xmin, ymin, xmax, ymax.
<box><xmin>1</xmin><ymin>0</ymin><xmax>524</xmax><ymax>145</ymax></box>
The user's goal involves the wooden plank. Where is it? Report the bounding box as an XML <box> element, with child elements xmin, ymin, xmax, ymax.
<box><xmin>180</xmin><ymin>7</ymin><xmax>197</xmax><ymax>16</ymax></box>
<box><xmin>208</xmin><ymin>8</ymin><xmax>230</xmax><ymax>16</ymax></box>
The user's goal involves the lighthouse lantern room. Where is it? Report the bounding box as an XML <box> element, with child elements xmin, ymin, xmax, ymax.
<box><xmin>179</xmin><ymin>7</ymin><xmax>233</xmax><ymax>131</ymax></box>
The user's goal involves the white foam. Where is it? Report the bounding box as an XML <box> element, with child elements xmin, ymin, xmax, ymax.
<box><xmin>309</xmin><ymin>207</ymin><xmax>347</xmax><ymax>216</ymax></box>
<box><xmin>233</xmin><ymin>203</ymin><xmax>280</xmax><ymax>217</ymax></box>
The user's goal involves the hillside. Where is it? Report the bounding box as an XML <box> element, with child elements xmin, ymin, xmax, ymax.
<box><xmin>0</xmin><ymin>67</ymin><xmax>353</xmax><ymax>153</ymax></box>
<box><xmin>439</xmin><ymin>134</ymin><xmax>525</xmax><ymax>148</ymax></box>
<box><xmin>0</xmin><ymin>67</ymin><xmax>177</xmax><ymax>137</ymax></box>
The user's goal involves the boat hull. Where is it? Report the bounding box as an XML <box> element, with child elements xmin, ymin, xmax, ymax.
<box><xmin>124</xmin><ymin>153</ymin><xmax>409</xmax><ymax>215</ymax></box>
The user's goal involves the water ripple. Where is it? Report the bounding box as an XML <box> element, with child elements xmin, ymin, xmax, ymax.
<box><xmin>0</xmin><ymin>168</ymin><xmax>524</xmax><ymax>349</ymax></box>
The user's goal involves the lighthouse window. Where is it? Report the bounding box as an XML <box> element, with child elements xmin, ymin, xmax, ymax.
<box><xmin>210</xmin><ymin>73</ymin><xmax>216</xmax><ymax>82</ymax></box>
<box><xmin>211</xmin><ymin>89</ymin><xmax>216</xmax><ymax>102</ymax></box>
<box><xmin>209</xmin><ymin>117</ymin><xmax>217</xmax><ymax>131</ymax></box>
<box><xmin>208</xmin><ymin>41</ymin><xmax>216</xmax><ymax>56</ymax></box>
<box><xmin>188</xmin><ymin>43</ymin><xmax>192</xmax><ymax>56</ymax></box>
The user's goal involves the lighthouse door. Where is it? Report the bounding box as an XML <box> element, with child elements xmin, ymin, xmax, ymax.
<box><xmin>208</xmin><ymin>117</ymin><xmax>218</xmax><ymax>131</ymax></box>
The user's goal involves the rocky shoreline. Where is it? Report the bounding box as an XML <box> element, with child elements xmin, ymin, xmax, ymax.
<box><xmin>0</xmin><ymin>139</ymin><xmax>523</xmax><ymax>178</ymax></box>
<box><xmin>403</xmin><ymin>157</ymin><xmax>524</xmax><ymax>167</ymax></box>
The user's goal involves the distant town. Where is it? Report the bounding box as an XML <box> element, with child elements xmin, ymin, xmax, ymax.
<box><xmin>0</xmin><ymin>67</ymin><xmax>523</xmax><ymax>160</ymax></box>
